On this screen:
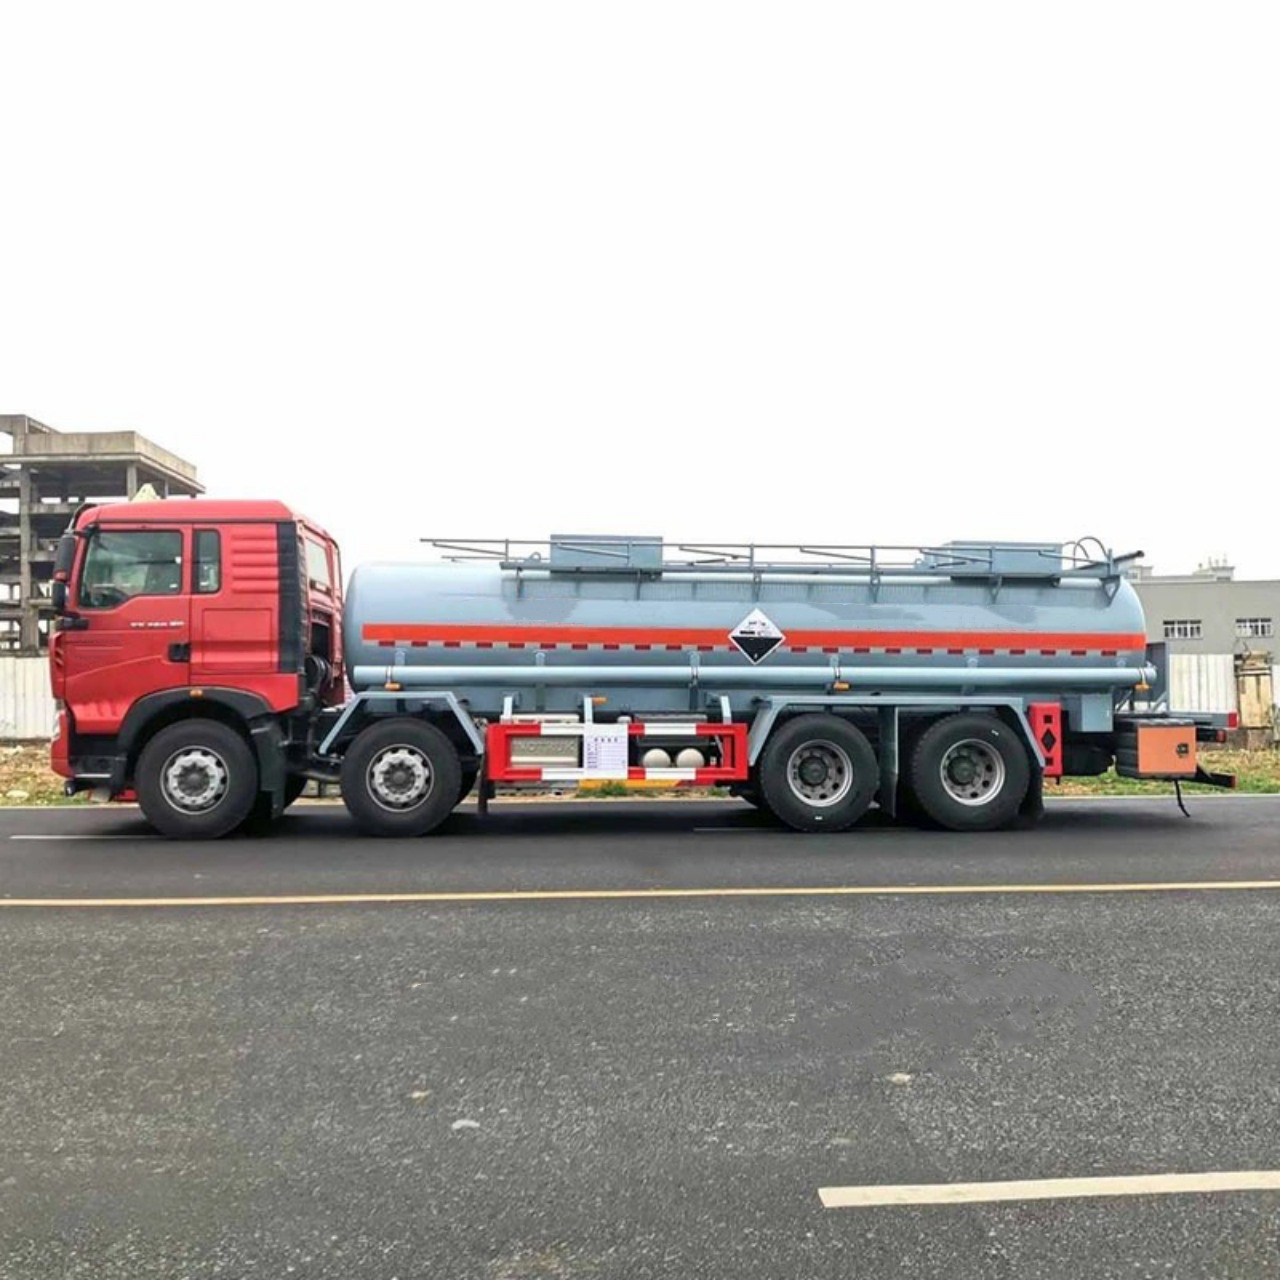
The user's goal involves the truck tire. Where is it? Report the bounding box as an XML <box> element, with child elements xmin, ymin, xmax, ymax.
<box><xmin>456</xmin><ymin>768</ymin><xmax>478</xmax><ymax>807</ymax></box>
<box><xmin>341</xmin><ymin>718</ymin><xmax>461</xmax><ymax>837</ymax></box>
<box><xmin>729</xmin><ymin>771</ymin><xmax>762</xmax><ymax>806</ymax></box>
<box><xmin>906</xmin><ymin>712</ymin><xmax>1030</xmax><ymax>832</ymax></box>
<box><xmin>136</xmin><ymin>720</ymin><xmax>259</xmax><ymax>839</ymax></box>
<box><xmin>758</xmin><ymin>714</ymin><xmax>878</xmax><ymax>833</ymax></box>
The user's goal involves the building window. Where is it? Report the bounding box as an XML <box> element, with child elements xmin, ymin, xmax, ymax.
<box><xmin>1163</xmin><ymin>619</ymin><xmax>1203</xmax><ymax>640</ymax></box>
<box><xmin>194</xmin><ymin>530</ymin><xmax>221</xmax><ymax>594</ymax></box>
<box><xmin>1235</xmin><ymin>617</ymin><xmax>1274</xmax><ymax>639</ymax></box>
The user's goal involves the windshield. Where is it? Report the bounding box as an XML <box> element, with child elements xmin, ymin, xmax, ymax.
<box><xmin>78</xmin><ymin>529</ymin><xmax>184</xmax><ymax>609</ymax></box>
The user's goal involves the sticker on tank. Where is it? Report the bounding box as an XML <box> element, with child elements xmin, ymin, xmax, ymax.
<box><xmin>729</xmin><ymin>609</ymin><xmax>786</xmax><ymax>663</ymax></box>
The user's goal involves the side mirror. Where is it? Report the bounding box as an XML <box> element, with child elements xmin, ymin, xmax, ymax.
<box><xmin>51</xmin><ymin>579</ymin><xmax>87</xmax><ymax>627</ymax></box>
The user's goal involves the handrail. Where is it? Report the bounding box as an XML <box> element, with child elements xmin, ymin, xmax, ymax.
<box><xmin>420</xmin><ymin>536</ymin><xmax>1135</xmax><ymax>581</ymax></box>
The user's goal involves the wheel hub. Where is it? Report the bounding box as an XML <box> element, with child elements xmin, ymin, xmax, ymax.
<box><xmin>787</xmin><ymin>741</ymin><xmax>853</xmax><ymax>808</ymax></box>
<box><xmin>368</xmin><ymin>746</ymin><xmax>433</xmax><ymax>811</ymax></box>
<box><xmin>799</xmin><ymin>757</ymin><xmax>829</xmax><ymax>786</ymax></box>
<box><xmin>161</xmin><ymin>748</ymin><xmax>228</xmax><ymax>813</ymax></box>
<box><xmin>939</xmin><ymin>739</ymin><xmax>1006</xmax><ymax>806</ymax></box>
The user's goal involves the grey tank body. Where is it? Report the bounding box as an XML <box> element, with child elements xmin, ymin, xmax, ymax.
<box><xmin>342</xmin><ymin>558</ymin><xmax>1149</xmax><ymax>721</ymax></box>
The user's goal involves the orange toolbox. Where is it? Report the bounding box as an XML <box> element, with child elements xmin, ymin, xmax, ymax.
<box><xmin>1114</xmin><ymin>721</ymin><xmax>1197</xmax><ymax>779</ymax></box>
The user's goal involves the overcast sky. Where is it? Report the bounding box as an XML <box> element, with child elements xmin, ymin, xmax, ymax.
<box><xmin>3</xmin><ymin>2</ymin><xmax>1277</xmax><ymax>578</ymax></box>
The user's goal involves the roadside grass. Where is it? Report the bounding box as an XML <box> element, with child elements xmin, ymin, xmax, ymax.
<box><xmin>1</xmin><ymin>743</ymin><xmax>1276</xmax><ymax>808</ymax></box>
<box><xmin>0</xmin><ymin>744</ymin><xmax>83</xmax><ymax>806</ymax></box>
<box><xmin>1051</xmin><ymin>748</ymin><xmax>1280</xmax><ymax>796</ymax></box>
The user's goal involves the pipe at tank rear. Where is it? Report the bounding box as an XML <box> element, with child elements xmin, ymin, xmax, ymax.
<box><xmin>352</xmin><ymin>663</ymin><xmax>1156</xmax><ymax>691</ymax></box>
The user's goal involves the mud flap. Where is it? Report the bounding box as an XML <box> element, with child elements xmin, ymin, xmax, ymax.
<box><xmin>249</xmin><ymin>718</ymin><xmax>287</xmax><ymax>818</ymax></box>
<box><xmin>1012</xmin><ymin>767</ymin><xmax>1045</xmax><ymax>829</ymax></box>
<box><xmin>876</xmin><ymin>706</ymin><xmax>899</xmax><ymax>820</ymax></box>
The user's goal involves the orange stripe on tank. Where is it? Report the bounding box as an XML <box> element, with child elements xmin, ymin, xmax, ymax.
<box><xmin>360</xmin><ymin>622</ymin><xmax>1147</xmax><ymax>652</ymax></box>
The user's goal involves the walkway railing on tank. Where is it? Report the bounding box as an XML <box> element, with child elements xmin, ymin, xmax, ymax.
<box><xmin>423</xmin><ymin>536</ymin><xmax>1140</xmax><ymax>587</ymax></box>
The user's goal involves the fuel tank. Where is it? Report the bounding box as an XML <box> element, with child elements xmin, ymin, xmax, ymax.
<box><xmin>341</xmin><ymin>538</ymin><xmax>1149</xmax><ymax>716</ymax></box>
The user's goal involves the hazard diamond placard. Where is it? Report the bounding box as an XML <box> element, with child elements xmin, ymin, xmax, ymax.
<box><xmin>729</xmin><ymin>608</ymin><xmax>785</xmax><ymax>663</ymax></box>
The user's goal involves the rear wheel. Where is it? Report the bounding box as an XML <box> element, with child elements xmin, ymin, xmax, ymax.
<box><xmin>137</xmin><ymin>720</ymin><xmax>259</xmax><ymax>839</ymax></box>
<box><xmin>456</xmin><ymin>768</ymin><xmax>479</xmax><ymax>807</ymax></box>
<box><xmin>906</xmin><ymin>712</ymin><xmax>1030</xmax><ymax>832</ymax></box>
<box><xmin>758</xmin><ymin>714</ymin><xmax>878</xmax><ymax>832</ymax></box>
<box><xmin>340</xmin><ymin>718</ymin><xmax>461</xmax><ymax>837</ymax></box>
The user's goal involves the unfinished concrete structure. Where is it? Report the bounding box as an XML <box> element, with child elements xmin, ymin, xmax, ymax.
<box><xmin>1</xmin><ymin>415</ymin><xmax>202</xmax><ymax>651</ymax></box>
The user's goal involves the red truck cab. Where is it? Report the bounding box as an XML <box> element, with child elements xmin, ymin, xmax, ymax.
<box><xmin>50</xmin><ymin>499</ymin><xmax>343</xmax><ymax>834</ymax></box>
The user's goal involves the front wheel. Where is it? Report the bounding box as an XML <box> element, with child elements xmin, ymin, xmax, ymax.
<box><xmin>340</xmin><ymin>718</ymin><xmax>461</xmax><ymax>837</ymax></box>
<box><xmin>136</xmin><ymin>720</ymin><xmax>259</xmax><ymax>839</ymax></box>
<box><xmin>758</xmin><ymin>714</ymin><xmax>878</xmax><ymax>833</ymax></box>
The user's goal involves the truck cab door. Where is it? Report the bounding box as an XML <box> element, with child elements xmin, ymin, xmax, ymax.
<box><xmin>188</xmin><ymin>523</ymin><xmax>284</xmax><ymax>681</ymax></box>
<box><xmin>63</xmin><ymin>525</ymin><xmax>192</xmax><ymax>735</ymax></box>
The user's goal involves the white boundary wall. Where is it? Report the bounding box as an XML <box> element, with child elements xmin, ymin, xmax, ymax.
<box><xmin>0</xmin><ymin>657</ymin><xmax>56</xmax><ymax>740</ymax></box>
<box><xmin>1</xmin><ymin>653</ymin><xmax>1271</xmax><ymax>740</ymax></box>
<box><xmin>1168</xmin><ymin>653</ymin><xmax>1237</xmax><ymax>715</ymax></box>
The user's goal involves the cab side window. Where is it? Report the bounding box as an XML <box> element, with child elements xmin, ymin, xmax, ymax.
<box><xmin>78</xmin><ymin>530</ymin><xmax>184</xmax><ymax>609</ymax></box>
<box><xmin>194</xmin><ymin>530</ymin><xmax>222</xmax><ymax>594</ymax></box>
<box><xmin>305</xmin><ymin>538</ymin><xmax>332</xmax><ymax>592</ymax></box>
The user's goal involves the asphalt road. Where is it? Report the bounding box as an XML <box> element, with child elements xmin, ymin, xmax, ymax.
<box><xmin>2</xmin><ymin>796</ymin><xmax>1280</xmax><ymax>1279</ymax></box>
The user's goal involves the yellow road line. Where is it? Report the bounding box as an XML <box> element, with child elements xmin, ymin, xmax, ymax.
<box><xmin>819</xmin><ymin>1170</ymin><xmax>1280</xmax><ymax>1209</ymax></box>
<box><xmin>4</xmin><ymin>879</ymin><xmax>1280</xmax><ymax>908</ymax></box>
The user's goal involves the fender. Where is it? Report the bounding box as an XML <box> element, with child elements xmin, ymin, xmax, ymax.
<box><xmin>113</xmin><ymin>688</ymin><xmax>283</xmax><ymax>795</ymax></box>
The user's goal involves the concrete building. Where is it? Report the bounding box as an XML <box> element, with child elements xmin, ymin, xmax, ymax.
<box><xmin>1129</xmin><ymin>559</ymin><xmax>1278</xmax><ymax>657</ymax></box>
<box><xmin>1128</xmin><ymin>558</ymin><xmax>1278</xmax><ymax>742</ymax></box>
<box><xmin>1</xmin><ymin>414</ymin><xmax>202</xmax><ymax>652</ymax></box>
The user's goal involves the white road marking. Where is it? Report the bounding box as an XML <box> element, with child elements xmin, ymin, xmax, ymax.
<box><xmin>1</xmin><ymin>793</ymin><xmax>1278</xmax><ymax>815</ymax></box>
<box><xmin>1044</xmin><ymin>793</ymin><xmax>1279</xmax><ymax>803</ymax></box>
<box><xmin>818</xmin><ymin>1170</ymin><xmax>1280</xmax><ymax>1209</ymax></box>
<box><xmin>9</xmin><ymin>834</ymin><xmax>152</xmax><ymax>841</ymax></box>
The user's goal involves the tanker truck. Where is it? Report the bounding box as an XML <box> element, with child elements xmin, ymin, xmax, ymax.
<box><xmin>46</xmin><ymin>500</ymin><xmax>1236</xmax><ymax>839</ymax></box>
